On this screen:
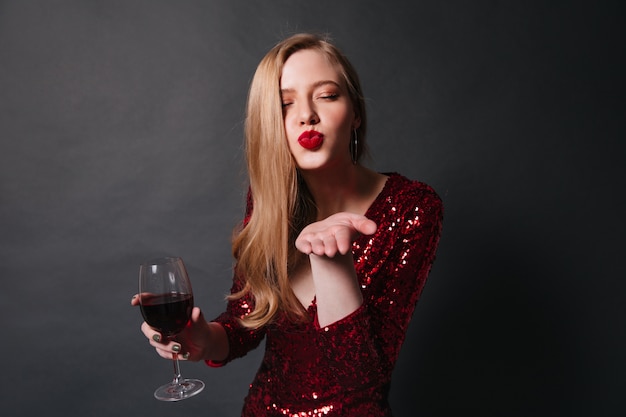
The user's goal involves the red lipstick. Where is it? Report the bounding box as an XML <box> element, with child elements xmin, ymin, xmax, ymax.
<box><xmin>298</xmin><ymin>130</ymin><xmax>324</xmax><ymax>150</ymax></box>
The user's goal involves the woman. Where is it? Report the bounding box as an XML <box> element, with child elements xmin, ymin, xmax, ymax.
<box><xmin>132</xmin><ymin>33</ymin><xmax>443</xmax><ymax>416</ymax></box>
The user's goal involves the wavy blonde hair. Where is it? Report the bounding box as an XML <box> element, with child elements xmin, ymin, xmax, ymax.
<box><xmin>230</xmin><ymin>33</ymin><xmax>368</xmax><ymax>328</ymax></box>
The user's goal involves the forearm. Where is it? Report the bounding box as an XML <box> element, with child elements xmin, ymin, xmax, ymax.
<box><xmin>310</xmin><ymin>252</ymin><xmax>363</xmax><ymax>328</ymax></box>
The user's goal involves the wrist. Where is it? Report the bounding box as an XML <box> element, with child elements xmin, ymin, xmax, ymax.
<box><xmin>205</xmin><ymin>322</ymin><xmax>229</xmax><ymax>362</ymax></box>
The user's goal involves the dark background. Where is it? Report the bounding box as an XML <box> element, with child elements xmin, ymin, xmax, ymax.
<box><xmin>1</xmin><ymin>1</ymin><xmax>624</xmax><ymax>416</ymax></box>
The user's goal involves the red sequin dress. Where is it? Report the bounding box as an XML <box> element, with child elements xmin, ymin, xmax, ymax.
<box><xmin>209</xmin><ymin>173</ymin><xmax>443</xmax><ymax>416</ymax></box>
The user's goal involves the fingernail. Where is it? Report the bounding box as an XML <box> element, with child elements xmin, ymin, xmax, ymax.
<box><xmin>152</xmin><ymin>334</ymin><xmax>161</xmax><ymax>343</ymax></box>
<box><xmin>172</xmin><ymin>344</ymin><xmax>181</xmax><ymax>353</ymax></box>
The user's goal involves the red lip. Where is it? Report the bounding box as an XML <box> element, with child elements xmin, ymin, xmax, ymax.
<box><xmin>298</xmin><ymin>130</ymin><xmax>324</xmax><ymax>149</ymax></box>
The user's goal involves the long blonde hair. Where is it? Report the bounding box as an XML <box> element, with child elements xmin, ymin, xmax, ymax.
<box><xmin>230</xmin><ymin>33</ymin><xmax>368</xmax><ymax>328</ymax></box>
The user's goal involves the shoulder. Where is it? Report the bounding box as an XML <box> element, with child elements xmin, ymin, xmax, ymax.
<box><xmin>382</xmin><ymin>173</ymin><xmax>443</xmax><ymax>217</ymax></box>
<box><xmin>372</xmin><ymin>173</ymin><xmax>444</xmax><ymax>241</ymax></box>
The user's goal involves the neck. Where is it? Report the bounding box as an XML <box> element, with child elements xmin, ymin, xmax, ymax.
<box><xmin>299</xmin><ymin>164</ymin><xmax>385</xmax><ymax>220</ymax></box>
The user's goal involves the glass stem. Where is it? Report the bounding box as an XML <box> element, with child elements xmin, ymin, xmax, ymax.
<box><xmin>172</xmin><ymin>353</ymin><xmax>181</xmax><ymax>385</ymax></box>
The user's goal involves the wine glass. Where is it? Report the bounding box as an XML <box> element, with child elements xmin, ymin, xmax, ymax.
<box><xmin>138</xmin><ymin>256</ymin><xmax>205</xmax><ymax>401</ymax></box>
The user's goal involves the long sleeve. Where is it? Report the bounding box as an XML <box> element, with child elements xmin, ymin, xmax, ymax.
<box><xmin>207</xmin><ymin>189</ymin><xmax>267</xmax><ymax>367</ymax></box>
<box><xmin>207</xmin><ymin>276</ymin><xmax>266</xmax><ymax>367</ymax></box>
<box><xmin>310</xmin><ymin>176</ymin><xmax>443</xmax><ymax>384</ymax></box>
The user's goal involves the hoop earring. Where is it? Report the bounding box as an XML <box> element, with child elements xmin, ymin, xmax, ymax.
<box><xmin>350</xmin><ymin>129</ymin><xmax>358</xmax><ymax>165</ymax></box>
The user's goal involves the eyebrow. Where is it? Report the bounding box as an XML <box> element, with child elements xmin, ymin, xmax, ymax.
<box><xmin>280</xmin><ymin>80</ymin><xmax>341</xmax><ymax>95</ymax></box>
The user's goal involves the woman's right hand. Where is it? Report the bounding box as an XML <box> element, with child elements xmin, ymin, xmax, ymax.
<box><xmin>131</xmin><ymin>295</ymin><xmax>222</xmax><ymax>362</ymax></box>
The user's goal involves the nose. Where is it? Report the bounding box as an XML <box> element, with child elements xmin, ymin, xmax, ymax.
<box><xmin>298</xmin><ymin>101</ymin><xmax>319</xmax><ymax>126</ymax></box>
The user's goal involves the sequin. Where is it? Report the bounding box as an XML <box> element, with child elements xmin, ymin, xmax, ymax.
<box><xmin>209</xmin><ymin>173</ymin><xmax>443</xmax><ymax>416</ymax></box>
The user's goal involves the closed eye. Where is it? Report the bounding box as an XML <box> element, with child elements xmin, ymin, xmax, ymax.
<box><xmin>318</xmin><ymin>93</ymin><xmax>339</xmax><ymax>102</ymax></box>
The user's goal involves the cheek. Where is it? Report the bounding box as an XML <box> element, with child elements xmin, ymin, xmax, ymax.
<box><xmin>283</xmin><ymin>116</ymin><xmax>299</xmax><ymax>152</ymax></box>
<box><xmin>331</xmin><ymin>108</ymin><xmax>355</xmax><ymax>135</ymax></box>
<box><xmin>283</xmin><ymin>117</ymin><xmax>297</xmax><ymax>142</ymax></box>
<box><xmin>283</xmin><ymin>110</ymin><xmax>297</xmax><ymax>131</ymax></box>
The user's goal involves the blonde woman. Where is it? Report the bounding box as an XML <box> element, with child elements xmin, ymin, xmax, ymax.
<box><xmin>133</xmin><ymin>33</ymin><xmax>443</xmax><ymax>416</ymax></box>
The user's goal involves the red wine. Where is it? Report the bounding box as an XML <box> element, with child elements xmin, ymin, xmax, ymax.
<box><xmin>140</xmin><ymin>293</ymin><xmax>193</xmax><ymax>337</ymax></box>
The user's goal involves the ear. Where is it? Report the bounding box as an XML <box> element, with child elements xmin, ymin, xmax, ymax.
<box><xmin>352</xmin><ymin>114</ymin><xmax>361</xmax><ymax>130</ymax></box>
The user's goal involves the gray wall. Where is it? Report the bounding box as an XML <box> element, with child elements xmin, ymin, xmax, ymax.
<box><xmin>1</xmin><ymin>1</ymin><xmax>623</xmax><ymax>416</ymax></box>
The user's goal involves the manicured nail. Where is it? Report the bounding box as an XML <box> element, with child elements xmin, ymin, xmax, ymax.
<box><xmin>152</xmin><ymin>334</ymin><xmax>161</xmax><ymax>343</ymax></box>
<box><xmin>172</xmin><ymin>344</ymin><xmax>181</xmax><ymax>353</ymax></box>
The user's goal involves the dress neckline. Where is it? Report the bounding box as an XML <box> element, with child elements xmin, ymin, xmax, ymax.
<box><xmin>362</xmin><ymin>172</ymin><xmax>395</xmax><ymax>219</ymax></box>
<box><xmin>303</xmin><ymin>173</ymin><xmax>397</xmax><ymax>310</ymax></box>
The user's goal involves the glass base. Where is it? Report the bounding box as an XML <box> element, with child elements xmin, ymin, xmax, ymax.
<box><xmin>154</xmin><ymin>378</ymin><xmax>205</xmax><ymax>401</ymax></box>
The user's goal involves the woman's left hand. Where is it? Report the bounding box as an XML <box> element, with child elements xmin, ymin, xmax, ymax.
<box><xmin>295</xmin><ymin>212</ymin><xmax>377</xmax><ymax>257</ymax></box>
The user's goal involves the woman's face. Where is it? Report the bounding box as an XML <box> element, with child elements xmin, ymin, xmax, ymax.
<box><xmin>280</xmin><ymin>49</ymin><xmax>360</xmax><ymax>172</ymax></box>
